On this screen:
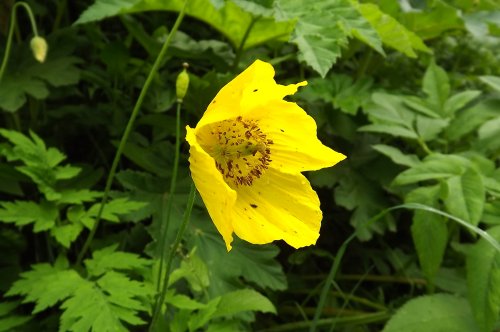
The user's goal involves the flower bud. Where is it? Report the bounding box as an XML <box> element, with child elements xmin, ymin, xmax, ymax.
<box><xmin>176</xmin><ymin>62</ymin><xmax>190</xmax><ymax>102</ymax></box>
<box><xmin>30</xmin><ymin>36</ymin><xmax>48</xmax><ymax>63</ymax></box>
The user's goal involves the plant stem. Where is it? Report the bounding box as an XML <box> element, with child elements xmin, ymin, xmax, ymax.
<box><xmin>150</xmin><ymin>183</ymin><xmax>197</xmax><ymax>331</ymax></box>
<box><xmin>75</xmin><ymin>0</ymin><xmax>189</xmax><ymax>265</ymax></box>
<box><xmin>232</xmin><ymin>16</ymin><xmax>260</xmax><ymax>72</ymax></box>
<box><xmin>0</xmin><ymin>1</ymin><xmax>39</xmax><ymax>82</ymax></box>
<box><xmin>156</xmin><ymin>101</ymin><xmax>182</xmax><ymax>292</ymax></box>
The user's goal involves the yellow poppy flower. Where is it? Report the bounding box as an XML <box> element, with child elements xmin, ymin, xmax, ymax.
<box><xmin>186</xmin><ymin>60</ymin><xmax>346</xmax><ymax>251</ymax></box>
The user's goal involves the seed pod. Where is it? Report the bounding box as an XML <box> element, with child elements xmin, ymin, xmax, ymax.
<box><xmin>30</xmin><ymin>36</ymin><xmax>48</xmax><ymax>63</ymax></box>
<box><xmin>176</xmin><ymin>62</ymin><xmax>190</xmax><ymax>102</ymax></box>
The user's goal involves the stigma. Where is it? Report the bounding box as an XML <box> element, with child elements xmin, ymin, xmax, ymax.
<box><xmin>202</xmin><ymin>116</ymin><xmax>273</xmax><ymax>188</ymax></box>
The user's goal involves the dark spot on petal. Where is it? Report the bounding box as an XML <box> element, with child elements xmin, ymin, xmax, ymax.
<box><xmin>253</xmin><ymin>89</ymin><xmax>258</xmax><ymax>92</ymax></box>
<box><xmin>280</xmin><ymin>129</ymin><xmax>285</xmax><ymax>132</ymax></box>
<box><xmin>250</xmin><ymin>204</ymin><xmax>258</xmax><ymax>208</ymax></box>
<box><xmin>212</xmin><ymin>100</ymin><xmax>216</xmax><ymax>104</ymax></box>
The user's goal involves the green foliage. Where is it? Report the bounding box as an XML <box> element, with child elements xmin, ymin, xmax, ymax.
<box><xmin>1</xmin><ymin>0</ymin><xmax>500</xmax><ymax>331</ymax></box>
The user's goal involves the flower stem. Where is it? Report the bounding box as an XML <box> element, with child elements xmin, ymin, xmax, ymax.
<box><xmin>0</xmin><ymin>1</ymin><xmax>39</xmax><ymax>82</ymax></box>
<box><xmin>156</xmin><ymin>101</ymin><xmax>182</xmax><ymax>292</ymax></box>
<box><xmin>150</xmin><ymin>182</ymin><xmax>197</xmax><ymax>331</ymax></box>
<box><xmin>75</xmin><ymin>0</ymin><xmax>189</xmax><ymax>265</ymax></box>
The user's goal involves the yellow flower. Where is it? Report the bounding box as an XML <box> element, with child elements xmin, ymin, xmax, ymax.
<box><xmin>186</xmin><ymin>60</ymin><xmax>346</xmax><ymax>251</ymax></box>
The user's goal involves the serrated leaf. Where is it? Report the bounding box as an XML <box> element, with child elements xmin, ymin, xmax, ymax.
<box><xmin>212</xmin><ymin>289</ymin><xmax>276</xmax><ymax>318</ymax></box>
<box><xmin>165</xmin><ymin>291</ymin><xmax>207</xmax><ymax>310</ymax></box>
<box><xmin>188</xmin><ymin>297</ymin><xmax>221</xmax><ymax>331</ymax></box>
<box><xmin>57</xmin><ymin>189</ymin><xmax>103</xmax><ymax>204</ymax></box>
<box><xmin>84</xmin><ymin>198</ymin><xmax>148</xmax><ymax>226</ymax></box>
<box><xmin>60</xmin><ymin>271</ymin><xmax>151</xmax><ymax>332</ymax></box>
<box><xmin>372</xmin><ymin>144</ymin><xmax>420</xmax><ymax>167</ymax></box>
<box><xmin>85</xmin><ymin>245</ymin><xmax>151</xmax><ymax>276</ymax></box>
<box><xmin>383</xmin><ymin>294</ymin><xmax>479</xmax><ymax>332</ymax></box>
<box><xmin>358</xmin><ymin>3</ymin><xmax>430</xmax><ymax>57</ymax></box>
<box><xmin>169</xmin><ymin>251</ymin><xmax>210</xmax><ymax>293</ymax></box>
<box><xmin>76</xmin><ymin>0</ymin><xmax>294</xmax><ymax>50</ymax></box>
<box><xmin>0</xmin><ymin>200</ymin><xmax>57</xmax><ymax>232</ymax></box>
<box><xmin>444</xmin><ymin>168</ymin><xmax>485</xmax><ymax>226</ymax></box>
<box><xmin>6</xmin><ymin>263</ymin><xmax>85</xmax><ymax>313</ymax></box>
<box><xmin>51</xmin><ymin>223</ymin><xmax>84</xmax><ymax>248</ymax></box>
<box><xmin>275</xmin><ymin>0</ymin><xmax>382</xmax><ymax>77</ymax></box>
<box><xmin>0</xmin><ymin>315</ymin><xmax>32</xmax><ymax>332</ymax></box>
<box><xmin>465</xmin><ymin>226</ymin><xmax>500</xmax><ymax>332</ymax></box>
<box><xmin>407</xmin><ymin>185</ymin><xmax>448</xmax><ymax>282</ymax></box>
<box><xmin>393</xmin><ymin>154</ymin><xmax>468</xmax><ymax>185</ymax></box>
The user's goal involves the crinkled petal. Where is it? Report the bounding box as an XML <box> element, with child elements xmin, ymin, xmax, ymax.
<box><xmin>254</xmin><ymin>100</ymin><xmax>346</xmax><ymax>173</ymax></box>
<box><xmin>186</xmin><ymin>126</ymin><xmax>237</xmax><ymax>250</ymax></box>
<box><xmin>231</xmin><ymin>168</ymin><xmax>322</xmax><ymax>248</ymax></box>
<box><xmin>196</xmin><ymin>60</ymin><xmax>304</xmax><ymax>129</ymax></box>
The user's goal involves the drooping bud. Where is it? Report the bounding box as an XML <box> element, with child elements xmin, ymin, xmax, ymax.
<box><xmin>30</xmin><ymin>36</ymin><xmax>48</xmax><ymax>63</ymax></box>
<box><xmin>176</xmin><ymin>62</ymin><xmax>190</xmax><ymax>102</ymax></box>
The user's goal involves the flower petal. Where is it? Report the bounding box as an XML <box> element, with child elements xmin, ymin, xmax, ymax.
<box><xmin>186</xmin><ymin>126</ymin><xmax>237</xmax><ymax>250</ymax></box>
<box><xmin>196</xmin><ymin>60</ymin><xmax>304</xmax><ymax>129</ymax></box>
<box><xmin>255</xmin><ymin>100</ymin><xmax>346</xmax><ymax>173</ymax></box>
<box><xmin>231</xmin><ymin>168</ymin><xmax>322</xmax><ymax>248</ymax></box>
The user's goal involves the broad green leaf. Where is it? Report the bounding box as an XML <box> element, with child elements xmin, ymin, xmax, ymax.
<box><xmin>407</xmin><ymin>185</ymin><xmax>448</xmax><ymax>282</ymax></box>
<box><xmin>446</xmin><ymin>99</ymin><xmax>500</xmax><ymax>141</ymax></box>
<box><xmin>165</xmin><ymin>291</ymin><xmax>207</xmax><ymax>310</ymax></box>
<box><xmin>358</xmin><ymin>3</ymin><xmax>430</xmax><ymax>57</ymax></box>
<box><xmin>359</xmin><ymin>124</ymin><xmax>418</xmax><ymax>139</ymax></box>
<box><xmin>0</xmin><ymin>201</ymin><xmax>57</xmax><ymax>232</ymax></box>
<box><xmin>423</xmin><ymin>62</ymin><xmax>450</xmax><ymax>113</ymax></box>
<box><xmin>0</xmin><ymin>55</ymin><xmax>81</xmax><ymax>112</ymax></box>
<box><xmin>444</xmin><ymin>168</ymin><xmax>485</xmax><ymax>226</ymax></box>
<box><xmin>367</xmin><ymin>93</ymin><xmax>415</xmax><ymax>128</ymax></box>
<box><xmin>416</xmin><ymin>116</ymin><xmax>449</xmax><ymax>141</ymax></box>
<box><xmin>404</xmin><ymin>97</ymin><xmax>440</xmax><ymax>118</ymax></box>
<box><xmin>85</xmin><ymin>244</ymin><xmax>151</xmax><ymax>276</ymax></box>
<box><xmin>465</xmin><ymin>11</ymin><xmax>500</xmax><ymax>38</ymax></box>
<box><xmin>190</xmin><ymin>214</ymin><xmax>287</xmax><ymax>295</ymax></box>
<box><xmin>466</xmin><ymin>226</ymin><xmax>500</xmax><ymax>332</ymax></box>
<box><xmin>212</xmin><ymin>289</ymin><xmax>276</xmax><ymax>318</ymax></box>
<box><xmin>6</xmin><ymin>262</ymin><xmax>84</xmax><ymax>313</ymax></box>
<box><xmin>443</xmin><ymin>90</ymin><xmax>482</xmax><ymax>115</ymax></box>
<box><xmin>400</xmin><ymin>0</ymin><xmax>464</xmax><ymax>40</ymax></box>
<box><xmin>382</xmin><ymin>294</ymin><xmax>479</xmax><ymax>332</ymax></box>
<box><xmin>275</xmin><ymin>0</ymin><xmax>383</xmax><ymax>77</ymax></box>
<box><xmin>60</xmin><ymin>271</ymin><xmax>152</xmax><ymax>332</ymax></box>
<box><xmin>372</xmin><ymin>144</ymin><xmax>420</xmax><ymax>167</ymax></box>
<box><xmin>76</xmin><ymin>0</ymin><xmax>294</xmax><ymax>50</ymax></box>
<box><xmin>188</xmin><ymin>297</ymin><xmax>221</xmax><ymax>331</ymax></box>
<box><xmin>476</xmin><ymin>116</ymin><xmax>500</xmax><ymax>152</ymax></box>
<box><xmin>480</xmin><ymin>75</ymin><xmax>500</xmax><ymax>92</ymax></box>
<box><xmin>393</xmin><ymin>154</ymin><xmax>468</xmax><ymax>186</ymax></box>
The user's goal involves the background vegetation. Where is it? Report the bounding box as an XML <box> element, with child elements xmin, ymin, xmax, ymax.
<box><xmin>1</xmin><ymin>0</ymin><xmax>500</xmax><ymax>331</ymax></box>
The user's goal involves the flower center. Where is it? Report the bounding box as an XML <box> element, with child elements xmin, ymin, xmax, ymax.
<box><xmin>203</xmin><ymin>116</ymin><xmax>273</xmax><ymax>188</ymax></box>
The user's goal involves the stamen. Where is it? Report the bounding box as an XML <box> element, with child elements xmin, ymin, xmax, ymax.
<box><xmin>202</xmin><ymin>116</ymin><xmax>273</xmax><ymax>188</ymax></box>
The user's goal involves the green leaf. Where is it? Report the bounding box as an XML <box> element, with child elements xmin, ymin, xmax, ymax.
<box><xmin>358</xmin><ymin>3</ymin><xmax>430</xmax><ymax>57</ymax></box>
<box><xmin>465</xmin><ymin>226</ymin><xmax>500</xmax><ymax>332</ymax></box>
<box><xmin>212</xmin><ymin>289</ymin><xmax>276</xmax><ymax>318</ymax></box>
<box><xmin>476</xmin><ymin>116</ymin><xmax>500</xmax><ymax>152</ymax></box>
<box><xmin>165</xmin><ymin>291</ymin><xmax>207</xmax><ymax>310</ymax></box>
<box><xmin>443</xmin><ymin>168</ymin><xmax>485</xmax><ymax>226</ymax></box>
<box><xmin>423</xmin><ymin>62</ymin><xmax>450</xmax><ymax>113</ymax></box>
<box><xmin>330</xmin><ymin>75</ymin><xmax>373</xmax><ymax>115</ymax></box>
<box><xmin>480</xmin><ymin>75</ymin><xmax>500</xmax><ymax>92</ymax></box>
<box><xmin>57</xmin><ymin>189</ymin><xmax>103</xmax><ymax>204</ymax></box>
<box><xmin>359</xmin><ymin>124</ymin><xmax>418</xmax><ymax>139</ymax></box>
<box><xmin>85</xmin><ymin>244</ymin><xmax>151</xmax><ymax>276</ymax></box>
<box><xmin>443</xmin><ymin>90</ymin><xmax>481</xmax><ymax>116</ymax></box>
<box><xmin>372</xmin><ymin>144</ymin><xmax>420</xmax><ymax>167</ymax></box>
<box><xmin>0</xmin><ymin>55</ymin><xmax>81</xmax><ymax>112</ymax></box>
<box><xmin>275</xmin><ymin>0</ymin><xmax>382</xmax><ymax>77</ymax></box>
<box><xmin>416</xmin><ymin>116</ymin><xmax>449</xmax><ymax>141</ymax></box>
<box><xmin>169</xmin><ymin>250</ymin><xmax>210</xmax><ymax>292</ymax></box>
<box><xmin>6</xmin><ymin>262</ymin><xmax>84</xmax><ymax>313</ymax></box>
<box><xmin>0</xmin><ymin>201</ymin><xmax>57</xmax><ymax>232</ymax></box>
<box><xmin>407</xmin><ymin>186</ymin><xmax>448</xmax><ymax>282</ymax></box>
<box><xmin>393</xmin><ymin>154</ymin><xmax>468</xmax><ymax>186</ymax></box>
<box><xmin>51</xmin><ymin>223</ymin><xmax>84</xmax><ymax>248</ymax></box>
<box><xmin>76</xmin><ymin>0</ymin><xmax>294</xmax><ymax>50</ymax></box>
<box><xmin>366</xmin><ymin>93</ymin><xmax>416</xmax><ymax>128</ymax></box>
<box><xmin>60</xmin><ymin>271</ymin><xmax>152</xmax><ymax>332</ymax></box>
<box><xmin>83</xmin><ymin>198</ymin><xmax>148</xmax><ymax>227</ymax></box>
<box><xmin>382</xmin><ymin>294</ymin><xmax>479</xmax><ymax>332</ymax></box>
<box><xmin>190</xmin><ymin>215</ymin><xmax>287</xmax><ymax>295</ymax></box>
<box><xmin>188</xmin><ymin>297</ymin><xmax>221</xmax><ymax>331</ymax></box>
<box><xmin>0</xmin><ymin>302</ymin><xmax>31</xmax><ymax>332</ymax></box>
<box><xmin>446</xmin><ymin>99</ymin><xmax>500</xmax><ymax>141</ymax></box>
